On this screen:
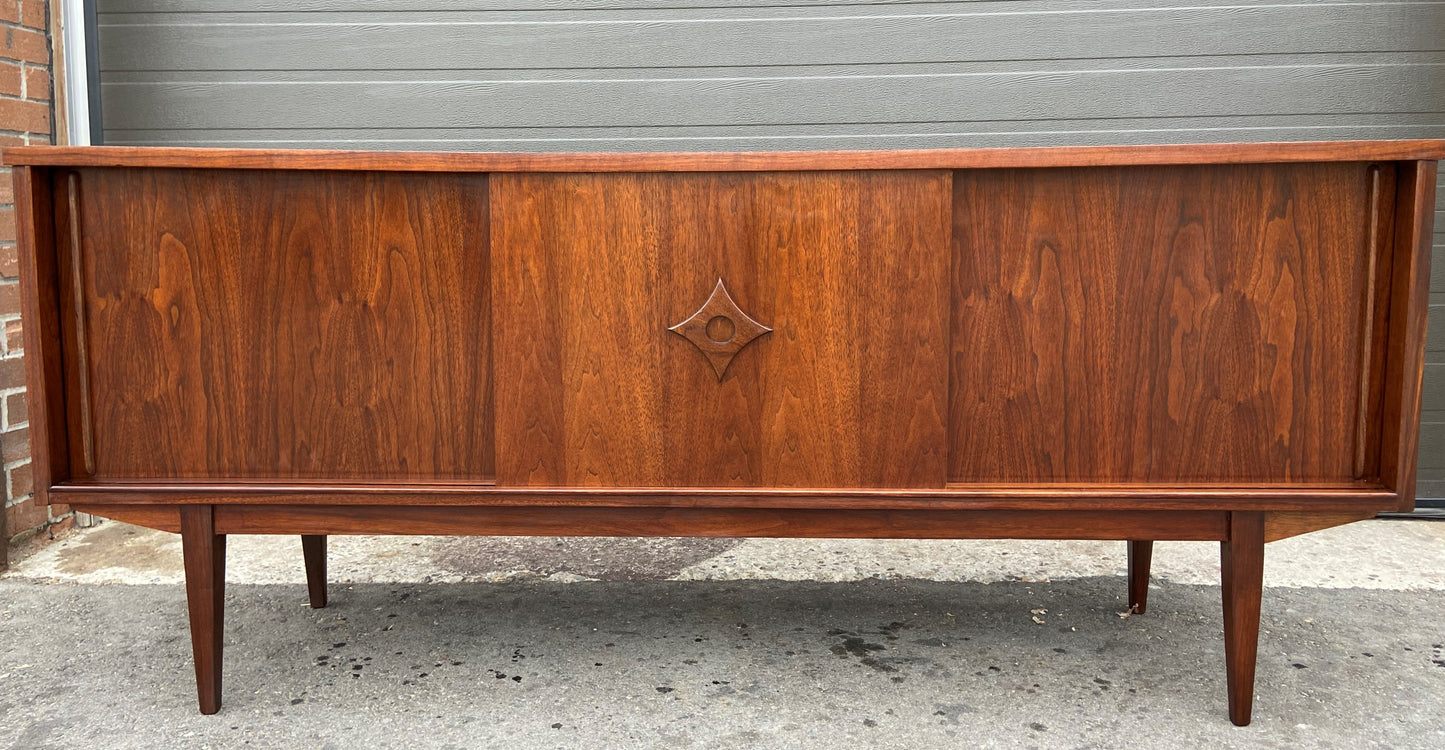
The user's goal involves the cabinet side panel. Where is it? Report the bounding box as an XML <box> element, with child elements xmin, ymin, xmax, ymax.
<box><xmin>1380</xmin><ymin>160</ymin><xmax>1438</xmax><ymax>510</ymax></box>
<box><xmin>73</xmin><ymin>167</ymin><xmax>494</xmax><ymax>480</ymax></box>
<box><xmin>13</xmin><ymin>167</ymin><xmax>68</xmax><ymax>502</ymax></box>
<box><xmin>951</xmin><ymin>163</ymin><xmax>1374</xmax><ymax>483</ymax></box>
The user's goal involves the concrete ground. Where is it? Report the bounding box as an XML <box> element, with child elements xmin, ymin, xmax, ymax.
<box><xmin>1</xmin><ymin>520</ymin><xmax>1444</xmax><ymax>749</ymax></box>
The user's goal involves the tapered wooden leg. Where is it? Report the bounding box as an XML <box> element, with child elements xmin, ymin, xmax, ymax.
<box><xmin>1127</xmin><ymin>540</ymin><xmax>1153</xmax><ymax>614</ymax></box>
<box><xmin>180</xmin><ymin>505</ymin><xmax>227</xmax><ymax>715</ymax></box>
<box><xmin>301</xmin><ymin>535</ymin><xmax>328</xmax><ymax>609</ymax></box>
<box><xmin>1221</xmin><ymin>511</ymin><xmax>1265</xmax><ymax>727</ymax></box>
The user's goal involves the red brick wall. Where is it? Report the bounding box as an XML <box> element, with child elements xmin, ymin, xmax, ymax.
<box><xmin>0</xmin><ymin>0</ymin><xmax>55</xmax><ymax>554</ymax></box>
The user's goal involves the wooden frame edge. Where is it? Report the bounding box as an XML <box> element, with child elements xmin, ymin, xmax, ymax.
<box><xmin>4</xmin><ymin>141</ymin><xmax>1445</xmax><ymax>173</ymax></box>
<box><xmin>1379</xmin><ymin>160</ymin><xmax>1438</xmax><ymax>511</ymax></box>
<box><xmin>202</xmin><ymin>505</ymin><xmax>1230</xmax><ymax>540</ymax></box>
<box><xmin>51</xmin><ymin>483</ymin><xmax>1400</xmax><ymax>513</ymax></box>
<box><xmin>72</xmin><ymin>504</ymin><xmax>180</xmax><ymax>533</ymax></box>
<box><xmin>14</xmin><ymin>166</ymin><xmax>70</xmax><ymax>505</ymax></box>
<box><xmin>1262</xmin><ymin>511</ymin><xmax>1377</xmax><ymax>542</ymax></box>
<box><xmin>74</xmin><ymin>502</ymin><xmax>1378</xmax><ymax>546</ymax></box>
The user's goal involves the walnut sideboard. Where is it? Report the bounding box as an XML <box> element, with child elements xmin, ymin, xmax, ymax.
<box><xmin>5</xmin><ymin>141</ymin><xmax>1443</xmax><ymax>725</ymax></box>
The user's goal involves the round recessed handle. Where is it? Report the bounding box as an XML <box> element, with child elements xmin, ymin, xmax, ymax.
<box><xmin>705</xmin><ymin>315</ymin><xmax>736</xmax><ymax>344</ymax></box>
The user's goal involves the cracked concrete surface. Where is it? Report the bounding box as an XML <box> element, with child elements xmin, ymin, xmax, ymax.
<box><xmin>1</xmin><ymin>518</ymin><xmax>1444</xmax><ymax>748</ymax></box>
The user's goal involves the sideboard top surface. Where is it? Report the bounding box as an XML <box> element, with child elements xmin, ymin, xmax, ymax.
<box><xmin>4</xmin><ymin>140</ymin><xmax>1444</xmax><ymax>173</ymax></box>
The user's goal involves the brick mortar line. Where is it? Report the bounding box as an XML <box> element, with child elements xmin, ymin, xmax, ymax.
<box><xmin>2</xmin><ymin>386</ymin><xmax>26</xmax><ymax>430</ymax></box>
<box><xmin>5</xmin><ymin>453</ymin><xmax>31</xmax><ymax>500</ymax></box>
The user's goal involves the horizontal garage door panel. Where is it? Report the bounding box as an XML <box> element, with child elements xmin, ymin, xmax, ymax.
<box><xmin>102</xmin><ymin>64</ymin><xmax>1445</xmax><ymax>130</ymax></box>
<box><xmin>100</xmin><ymin>4</ymin><xmax>1445</xmax><ymax>71</ymax></box>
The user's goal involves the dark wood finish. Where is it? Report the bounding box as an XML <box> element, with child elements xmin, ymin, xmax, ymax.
<box><xmin>300</xmin><ymin>535</ymin><xmax>327</xmax><ymax>609</ymax></box>
<box><xmin>1221</xmin><ymin>511</ymin><xmax>1266</xmax><ymax>727</ymax></box>
<box><xmin>6</xmin><ymin>141</ymin><xmax>1445</xmax><ymax>173</ymax></box>
<box><xmin>60</xmin><ymin>172</ymin><xmax>95</xmax><ymax>476</ymax></box>
<box><xmin>1380</xmin><ymin>161</ymin><xmax>1438</xmax><ymax>511</ymax></box>
<box><xmin>493</xmin><ymin>171</ymin><xmax>950</xmax><ymax>488</ymax></box>
<box><xmin>70</xmin><ymin>503</ymin><xmax>1374</xmax><ymax>545</ymax></box>
<box><xmin>13</xmin><ymin>166</ymin><xmax>68</xmax><ymax>505</ymax></box>
<box><xmin>210</xmin><ymin>504</ymin><xmax>1228</xmax><ymax>540</ymax></box>
<box><xmin>6</xmin><ymin>143</ymin><xmax>1441</xmax><ymax>722</ymax></box>
<box><xmin>62</xmin><ymin>168</ymin><xmax>493</xmax><ymax>481</ymax></box>
<box><xmin>49</xmin><ymin>481</ymin><xmax>1401</xmax><ymax>512</ymax></box>
<box><xmin>952</xmin><ymin>163</ymin><xmax>1378</xmax><ymax>483</ymax></box>
<box><xmin>1262</xmin><ymin>511</ymin><xmax>1374</xmax><ymax>542</ymax></box>
<box><xmin>71</xmin><ymin>503</ymin><xmax>181</xmax><ymax>533</ymax></box>
<box><xmin>1353</xmin><ymin>165</ymin><xmax>1396</xmax><ymax>480</ymax></box>
<box><xmin>179</xmin><ymin>505</ymin><xmax>226</xmax><ymax>715</ymax></box>
<box><xmin>667</xmin><ymin>279</ymin><xmax>773</xmax><ymax>380</ymax></box>
<box><xmin>1127</xmin><ymin>540</ymin><xmax>1153</xmax><ymax>614</ymax></box>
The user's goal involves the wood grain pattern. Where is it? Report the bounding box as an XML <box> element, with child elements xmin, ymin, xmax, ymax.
<box><xmin>70</xmin><ymin>503</ymin><xmax>1380</xmax><ymax>542</ymax></box>
<box><xmin>6</xmin><ymin>145</ymin><xmax>1434</xmax><ymax>726</ymax></box>
<box><xmin>493</xmin><ymin>171</ymin><xmax>950</xmax><ymax>488</ymax></box>
<box><xmin>61</xmin><ymin>173</ymin><xmax>95</xmax><ymax>476</ymax></box>
<box><xmin>12</xmin><ymin>166</ymin><xmax>68</xmax><ymax>504</ymax></box>
<box><xmin>49</xmin><ymin>482</ymin><xmax>1402</xmax><ymax>513</ymax></box>
<box><xmin>63</xmin><ymin>168</ymin><xmax>493</xmax><ymax>481</ymax></box>
<box><xmin>667</xmin><ymin>279</ymin><xmax>772</xmax><ymax>380</ymax></box>
<box><xmin>1221</xmin><ymin>511</ymin><xmax>1266</xmax><ymax>726</ymax></box>
<box><xmin>951</xmin><ymin>163</ymin><xmax>1379</xmax><ymax>483</ymax></box>
<box><xmin>1355</xmin><ymin>164</ymin><xmax>1399</xmax><ymax>481</ymax></box>
<box><xmin>209</xmin><ymin>504</ymin><xmax>1229</xmax><ymax>541</ymax></box>
<box><xmin>179</xmin><ymin>505</ymin><xmax>226</xmax><ymax>715</ymax></box>
<box><xmin>1261</xmin><ymin>511</ymin><xmax>1374</xmax><ymax>543</ymax></box>
<box><xmin>1355</xmin><ymin>165</ymin><xmax>1384</xmax><ymax>478</ymax></box>
<box><xmin>70</xmin><ymin>503</ymin><xmax>181</xmax><ymax>533</ymax></box>
<box><xmin>6</xmin><ymin>142</ymin><xmax>1445</xmax><ymax>173</ymax></box>
<box><xmin>1380</xmin><ymin>161</ymin><xmax>1438</xmax><ymax>510</ymax></box>
<box><xmin>1127</xmin><ymin>540</ymin><xmax>1152</xmax><ymax>614</ymax></box>
<box><xmin>301</xmin><ymin>535</ymin><xmax>327</xmax><ymax>608</ymax></box>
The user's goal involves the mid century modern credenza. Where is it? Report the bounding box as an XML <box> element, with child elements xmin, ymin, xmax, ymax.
<box><xmin>5</xmin><ymin>141</ymin><xmax>1442</xmax><ymax>725</ymax></box>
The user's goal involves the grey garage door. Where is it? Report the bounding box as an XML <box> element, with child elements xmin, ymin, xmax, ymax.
<box><xmin>97</xmin><ymin>0</ymin><xmax>1445</xmax><ymax>500</ymax></box>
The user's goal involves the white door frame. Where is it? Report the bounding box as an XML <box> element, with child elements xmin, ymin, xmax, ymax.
<box><xmin>61</xmin><ymin>0</ymin><xmax>93</xmax><ymax>145</ymax></box>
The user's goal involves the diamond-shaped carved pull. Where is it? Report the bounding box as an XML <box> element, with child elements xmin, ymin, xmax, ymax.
<box><xmin>668</xmin><ymin>279</ymin><xmax>771</xmax><ymax>380</ymax></box>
